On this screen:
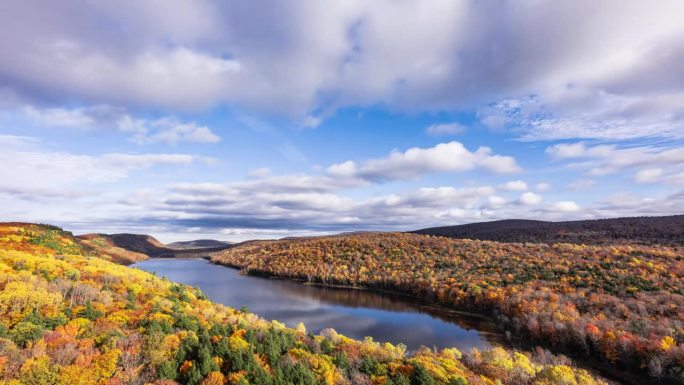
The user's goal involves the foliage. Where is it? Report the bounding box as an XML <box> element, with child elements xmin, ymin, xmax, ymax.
<box><xmin>213</xmin><ymin>232</ymin><xmax>684</xmax><ymax>383</ymax></box>
<box><xmin>0</xmin><ymin>223</ymin><xmax>611</xmax><ymax>385</ymax></box>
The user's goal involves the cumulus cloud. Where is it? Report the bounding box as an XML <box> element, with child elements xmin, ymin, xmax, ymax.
<box><xmin>487</xmin><ymin>196</ymin><xmax>507</xmax><ymax>208</ymax></box>
<box><xmin>327</xmin><ymin>141</ymin><xmax>520</xmax><ymax>182</ymax></box>
<box><xmin>552</xmin><ymin>201</ymin><xmax>581</xmax><ymax>212</ymax></box>
<box><xmin>501</xmin><ymin>180</ymin><xmax>528</xmax><ymax>191</ymax></box>
<box><xmin>518</xmin><ymin>192</ymin><xmax>543</xmax><ymax>205</ymax></box>
<box><xmin>6</xmin><ymin>138</ymin><xmax>682</xmax><ymax>240</ymax></box>
<box><xmin>426</xmin><ymin>122</ymin><xmax>466</xmax><ymax>136</ymax></box>
<box><xmin>22</xmin><ymin>105</ymin><xmax>220</xmax><ymax>144</ymax></box>
<box><xmin>115</xmin><ymin>182</ymin><xmax>501</xmax><ymax>236</ymax></box>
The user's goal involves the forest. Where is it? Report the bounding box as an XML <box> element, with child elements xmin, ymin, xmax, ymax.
<box><xmin>0</xmin><ymin>223</ymin><xmax>612</xmax><ymax>385</ymax></box>
<box><xmin>412</xmin><ymin>215</ymin><xmax>684</xmax><ymax>245</ymax></box>
<box><xmin>212</xmin><ymin>232</ymin><xmax>684</xmax><ymax>384</ymax></box>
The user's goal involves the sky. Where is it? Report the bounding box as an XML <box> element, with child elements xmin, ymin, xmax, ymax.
<box><xmin>1</xmin><ymin>0</ymin><xmax>683</xmax><ymax>242</ymax></box>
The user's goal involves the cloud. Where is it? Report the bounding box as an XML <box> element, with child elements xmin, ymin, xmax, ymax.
<box><xmin>21</xmin><ymin>105</ymin><xmax>220</xmax><ymax>144</ymax></box>
<box><xmin>24</xmin><ymin>105</ymin><xmax>96</xmax><ymax>128</ymax></box>
<box><xmin>119</xmin><ymin>182</ymin><xmax>501</xmax><ymax>235</ymax></box>
<box><xmin>487</xmin><ymin>196</ymin><xmax>506</xmax><ymax>208</ymax></box>
<box><xmin>501</xmin><ymin>180</ymin><xmax>528</xmax><ymax>191</ymax></box>
<box><xmin>552</xmin><ymin>201</ymin><xmax>580</xmax><ymax>212</ymax></box>
<box><xmin>0</xmin><ymin>134</ymin><xmax>38</xmax><ymax>148</ymax></box>
<box><xmin>535</xmin><ymin>182</ymin><xmax>550</xmax><ymax>192</ymax></box>
<box><xmin>327</xmin><ymin>141</ymin><xmax>520</xmax><ymax>182</ymax></box>
<box><xmin>426</xmin><ymin>122</ymin><xmax>466</xmax><ymax>136</ymax></box>
<box><xmin>0</xmin><ymin>0</ymin><xmax>682</xmax><ymax>127</ymax></box>
<box><xmin>518</xmin><ymin>192</ymin><xmax>543</xmax><ymax>205</ymax></box>
<box><xmin>545</xmin><ymin>142</ymin><xmax>613</xmax><ymax>160</ymax></box>
<box><xmin>6</xmin><ymin>139</ymin><xmax>682</xmax><ymax>241</ymax></box>
<box><xmin>546</xmin><ymin>142</ymin><xmax>684</xmax><ymax>183</ymax></box>
<box><xmin>635</xmin><ymin>168</ymin><xmax>663</xmax><ymax>184</ymax></box>
<box><xmin>480</xmin><ymin>93</ymin><xmax>684</xmax><ymax>141</ymax></box>
<box><xmin>301</xmin><ymin>115</ymin><xmax>323</xmax><ymax>128</ymax></box>
<box><xmin>0</xmin><ymin>136</ymin><xmax>201</xmax><ymax>197</ymax></box>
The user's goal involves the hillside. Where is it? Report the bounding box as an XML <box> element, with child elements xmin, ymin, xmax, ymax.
<box><xmin>167</xmin><ymin>239</ymin><xmax>233</xmax><ymax>250</ymax></box>
<box><xmin>212</xmin><ymin>232</ymin><xmax>684</xmax><ymax>384</ymax></box>
<box><xmin>77</xmin><ymin>233</ymin><xmax>149</xmax><ymax>265</ymax></box>
<box><xmin>77</xmin><ymin>233</ymin><xmax>232</xmax><ymax>259</ymax></box>
<box><xmin>412</xmin><ymin>215</ymin><xmax>684</xmax><ymax>245</ymax></box>
<box><xmin>0</xmin><ymin>223</ymin><xmax>613</xmax><ymax>385</ymax></box>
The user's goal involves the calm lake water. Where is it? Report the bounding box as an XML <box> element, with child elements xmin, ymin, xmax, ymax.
<box><xmin>133</xmin><ymin>258</ymin><xmax>502</xmax><ymax>351</ymax></box>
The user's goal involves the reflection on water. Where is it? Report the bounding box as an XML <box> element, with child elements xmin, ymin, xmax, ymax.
<box><xmin>133</xmin><ymin>258</ymin><xmax>503</xmax><ymax>351</ymax></box>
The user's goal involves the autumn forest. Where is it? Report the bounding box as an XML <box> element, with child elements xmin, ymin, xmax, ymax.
<box><xmin>0</xmin><ymin>220</ymin><xmax>680</xmax><ymax>385</ymax></box>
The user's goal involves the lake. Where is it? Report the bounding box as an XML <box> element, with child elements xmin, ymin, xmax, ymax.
<box><xmin>133</xmin><ymin>258</ymin><xmax>503</xmax><ymax>352</ymax></box>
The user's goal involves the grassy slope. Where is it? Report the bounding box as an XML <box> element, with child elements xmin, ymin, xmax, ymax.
<box><xmin>212</xmin><ymin>232</ymin><xmax>684</xmax><ymax>384</ymax></box>
<box><xmin>0</xmin><ymin>223</ymin><xmax>611</xmax><ymax>385</ymax></box>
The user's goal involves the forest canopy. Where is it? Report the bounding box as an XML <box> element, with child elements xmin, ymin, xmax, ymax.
<box><xmin>213</xmin><ymin>232</ymin><xmax>684</xmax><ymax>384</ymax></box>
<box><xmin>0</xmin><ymin>223</ymin><xmax>614</xmax><ymax>385</ymax></box>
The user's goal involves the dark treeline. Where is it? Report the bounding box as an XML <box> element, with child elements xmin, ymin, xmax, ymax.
<box><xmin>412</xmin><ymin>215</ymin><xmax>684</xmax><ymax>246</ymax></box>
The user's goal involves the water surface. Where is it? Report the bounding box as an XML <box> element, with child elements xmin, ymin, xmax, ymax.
<box><xmin>133</xmin><ymin>258</ymin><xmax>502</xmax><ymax>351</ymax></box>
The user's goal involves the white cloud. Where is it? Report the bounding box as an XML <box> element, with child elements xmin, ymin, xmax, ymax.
<box><xmin>5</xmin><ymin>139</ymin><xmax>683</xmax><ymax>240</ymax></box>
<box><xmin>22</xmin><ymin>104</ymin><xmax>220</xmax><ymax>144</ymax></box>
<box><xmin>369</xmin><ymin>186</ymin><xmax>496</xmax><ymax>209</ymax></box>
<box><xmin>136</xmin><ymin>120</ymin><xmax>220</xmax><ymax>144</ymax></box>
<box><xmin>518</xmin><ymin>192</ymin><xmax>543</xmax><ymax>205</ymax></box>
<box><xmin>535</xmin><ymin>182</ymin><xmax>550</xmax><ymax>192</ymax></box>
<box><xmin>552</xmin><ymin>201</ymin><xmax>580</xmax><ymax>212</ymax></box>
<box><xmin>501</xmin><ymin>180</ymin><xmax>528</xmax><ymax>191</ymax></box>
<box><xmin>0</xmin><ymin>136</ymin><xmax>200</xmax><ymax>197</ymax></box>
<box><xmin>635</xmin><ymin>168</ymin><xmax>663</xmax><ymax>183</ymax></box>
<box><xmin>481</xmin><ymin>92</ymin><xmax>684</xmax><ymax>141</ymax></box>
<box><xmin>0</xmin><ymin>134</ymin><xmax>38</xmax><ymax>149</ymax></box>
<box><xmin>24</xmin><ymin>105</ymin><xmax>95</xmax><ymax>128</ymax></box>
<box><xmin>426</xmin><ymin>122</ymin><xmax>466</xmax><ymax>136</ymax></box>
<box><xmin>487</xmin><ymin>195</ymin><xmax>506</xmax><ymax>208</ymax></box>
<box><xmin>545</xmin><ymin>142</ymin><xmax>613</xmax><ymax>160</ymax></box>
<box><xmin>546</xmin><ymin>142</ymin><xmax>684</xmax><ymax>183</ymax></box>
<box><xmin>327</xmin><ymin>141</ymin><xmax>520</xmax><ymax>182</ymax></box>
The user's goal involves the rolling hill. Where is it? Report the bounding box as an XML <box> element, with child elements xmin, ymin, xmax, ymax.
<box><xmin>412</xmin><ymin>215</ymin><xmax>684</xmax><ymax>245</ymax></box>
<box><xmin>166</xmin><ymin>239</ymin><xmax>233</xmax><ymax>250</ymax></box>
<box><xmin>76</xmin><ymin>233</ymin><xmax>233</xmax><ymax>260</ymax></box>
<box><xmin>0</xmin><ymin>222</ymin><xmax>613</xmax><ymax>385</ymax></box>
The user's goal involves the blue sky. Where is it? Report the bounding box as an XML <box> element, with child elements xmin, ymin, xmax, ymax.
<box><xmin>0</xmin><ymin>1</ymin><xmax>683</xmax><ymax>242</ymax></box>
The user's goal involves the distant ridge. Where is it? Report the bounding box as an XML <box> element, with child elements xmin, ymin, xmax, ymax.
<box><xmin>166</xmin><ymin>239</ymin><xmax>233</xmax><ymax>250</ymax></box>
<box><xmin>411</xmin><ymin>215</ymin><xmax>684</xmax><ymax>245</ymax></box>
<box><xmin>76</xmin><ymin>233</ymin><xmax>233</xmax><ymax>258</ymax></box>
